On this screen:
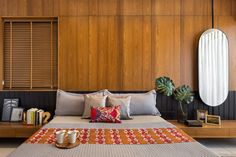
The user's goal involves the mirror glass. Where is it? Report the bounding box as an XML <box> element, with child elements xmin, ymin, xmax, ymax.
<box><xmin>198</xmin><ymin>29</ymin><xmax>229</xmax><ymax>107</ymax></box>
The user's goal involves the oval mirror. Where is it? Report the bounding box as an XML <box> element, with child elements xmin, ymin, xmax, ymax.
<box><xmin>198</xmin><ymin>29</ymin><xmax>229</xmax><ymax>107</ymax></box>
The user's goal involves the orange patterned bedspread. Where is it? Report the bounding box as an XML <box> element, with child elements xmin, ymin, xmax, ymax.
<box><xmin>26</xmin><ymin>127</ymin><xmax>194</xmax><ymax>145</ymax></box>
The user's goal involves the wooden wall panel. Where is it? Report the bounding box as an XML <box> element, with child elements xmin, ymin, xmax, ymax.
<box><xmin>88</xmin><ymin>0</ymin><xmax>99</xmax><ymax>15</ymax></box>
<box><xmin>214</xmin><ymin>0</ymin><xmax>236</xmax><ymax>16</ymax></box>
<box><xmin>121</xmin><ymin>0</ymin><xmax>144</xmax><ymax>15</ymax></box>
<box><xmin>106</xmin><ymin>17</ymin><xmax>122</xmax><ymax>90</ymax></box>
<box><xmin>8</xmin><ymin>0</ymin><xmax>26</xmax><ymax>16</ymax></box>
<box><xmin>58</xmin><ymin>17</ymin><xmax>74</xmax><ymax>89</ymax></box>
<box><xmin>180</xmin><ymin>16</ymin><xmax>211</xmax><ymax>89</ymax></box>
<box><xmin>58</xmin><ymin>17</ymin><xmax>89</xmax><ymax>90</ymax></box>
<box><xmin>215</xmin><ymin>16</ymin><xmax>236</xmax><ymax>90</ymax></box>
<box><xmin>88</xmin><ymin>16</ymin><xmax>121</xmax><ymax>90</ymax></box>
<box><xmin>0</xmin><ymin>0</ymin><xmax>7</xmax><ymax>16</ymax></box>
<box><xmin>98</xmin><ymin>0</ymin><xmax>119</xmax><ymax>15</ymax></box>
<box><xmin>77</xmin><ymin>17</ymin><xmax>89</xmax><ymax>90</ymax></box>
<box><xmin>88</xmin><ymin>17</ymin><xmax>98</xmax><ymax>90</ymax></box>
<box><xmin>97</xmin><ymin>17</ymin><xmax>108</xmax><ymax>89</ymax></box>
<box><xmin>26</xmin><ymin>0</ymin><xmax>43</xmax><ymax>16</ymax></box>
<box><xmin>0</xmin><ymin>0</ymin><xmax>235</xmax><ymax>91</ymax></box>
<box><xmin>59</xmin><ymin>0</ymin><xmax>88</xmax><ymax>16</ymax></box>
<box><xmin>152</xmin><ymin>0</ymin><xmax>181</xmax><ymax>15</ymax></box>
<box><xmin>0</xmin><ymin>0</ymin><xmax>59</xmax><ymax>16</ymax></box>
<box><xmin>142</xmin><ymin>16</ymin><xmax>152</xmax><ymax>90</ymax></box>
<box><xmin>142</xmin><ymin>0</ymin><xmax>151</xmax><ymax>15</ymax></box>
<box><xmin>181</xmin><ymin>0</ymin><xmax>211</xmax><ymax>15</ymax></box>
<box><xmin>122</xmin><ymin>17</ymin><xmax>143</xmax><ymax>90</ymax></box>
<box><xmin>152</xmin><ymin>16</ymin><xmax>181</xmax><ymax>87</ymax></box>
<box><xmin>41</xmin><ymin>0</ymin><xmax>59</xmax><ymax>16</ymax></box>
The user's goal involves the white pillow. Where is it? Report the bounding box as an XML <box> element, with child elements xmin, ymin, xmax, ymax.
<box><xmin>107</xmin><ymin>90</ymin><xmax>161</xmax><ymax>116</ymax></box>
<box><xmin>55</xmin><ymin>89</ymin><xmax>105</xmax><ymax>116</ymax></box>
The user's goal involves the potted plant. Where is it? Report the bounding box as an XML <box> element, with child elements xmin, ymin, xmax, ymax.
<box><xmin>156</xmin><ymin>76</ymin><xmax>194</xmax><ymax>123</ymax></box>
<box><xmin>174</xmin><ymin>85</ymin><xmax>194</xmax><ymax>123</ymax></box>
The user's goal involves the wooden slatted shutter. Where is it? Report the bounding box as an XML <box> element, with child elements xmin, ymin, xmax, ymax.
<box><xmin>3</xmin><ymin>18</ymin><xmax>58</xmax><ymax>90</ymax></box>
<box><xmin>12</xmin><ymin>22</ymin><xmax>31</xmax><ymax>88</ymax></box>
<box><xmin>3</xmin><ymin>22</ymin><xmax>11</xmax><ymax>88</ymax></box>
<box><xmin>32</xmin><ymin>22</ymin><xmax>52</xmax><ymax>88</ymax></box>
<box><xmin>52</xmin><ymin>22</ymin><xmax>58</xmax><ymax>88</ymax></box>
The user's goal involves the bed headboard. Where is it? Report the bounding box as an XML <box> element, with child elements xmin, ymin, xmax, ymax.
<box><xmin>0</xmin><ymin>90</ymin><xmax>235</xmax><ymax>120</ymax></box>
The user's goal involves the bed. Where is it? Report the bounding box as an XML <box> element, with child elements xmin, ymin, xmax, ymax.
<box><xmin>8</xmin><ymin>116</ymin><xmax>219</xmax><ymax>157</ymax></box>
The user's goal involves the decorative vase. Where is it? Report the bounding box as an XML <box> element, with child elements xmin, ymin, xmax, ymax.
<box><xmin>177</xmin><ymin>102</ymin><xmax>188</xmax><ymax>123</ymax></box>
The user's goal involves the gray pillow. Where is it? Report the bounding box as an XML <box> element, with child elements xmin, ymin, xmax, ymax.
<box><xmin>107</xmin><ymin>90</ymin><xmax>161</xmax><ymax>116</ymax></box>
<box><xmin>107</xmin><ymin>96</ymin><xmax>132</xmax><ymax>120</ymax></box>
<box><xmin>55</xmin><ymin>89</ymin><xmax>104</xmax><ymax>116</ymax></box>
<box><xmin>82</xmin><ymin>95</ymin><xmax>107</xmax><ymax>118</ymax></box>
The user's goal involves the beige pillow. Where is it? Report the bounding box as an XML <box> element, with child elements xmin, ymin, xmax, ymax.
<box><xmin>82</xmin><ymin>95</ymin><xmax>107</xmax><ymax>118</ymax></box>
<box><xmin>107</xmin><ymin>96</ymin><xmax>132</xmax><ymax>120</ymax></box>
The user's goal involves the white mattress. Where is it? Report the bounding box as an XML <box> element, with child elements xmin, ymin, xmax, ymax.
<box><xmin>50</xmin><ymin>115</ymin><xmax>168</xmax><ymax>124</ymax></box>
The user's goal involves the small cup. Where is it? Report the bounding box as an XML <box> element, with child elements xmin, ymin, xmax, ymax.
<box><xmin>55</xmin><ymin>130</ymin><xmax>66</xmax><ymax>144</ymax></box>
<box><xmin>67</xmin><ymin>130</ymin><xmax>79</xmax><ymax>144</ymax></box>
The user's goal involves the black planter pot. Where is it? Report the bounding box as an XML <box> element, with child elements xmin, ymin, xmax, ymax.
<box><xmin>177</xmin><ymin>102</ymin><xmax>188</xmax><ymax>123</ymax></box>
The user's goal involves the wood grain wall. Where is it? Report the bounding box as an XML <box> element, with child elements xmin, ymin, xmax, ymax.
<box><xmin>0</xmin><ymin>0</ymin><xmax>235</xmax><ymax>91</ymax></box>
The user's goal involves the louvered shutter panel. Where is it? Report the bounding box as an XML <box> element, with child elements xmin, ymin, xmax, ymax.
<box><xmin>3</xmin><ymin>18</ymin><xmax>58</xmax><ymax>90</ymax></box>
<box><xmin>32</xmin><ymin>22</ymin><xmax>51</xmax><ymax>88</ymax></box>
<box><xmin>12</xmin><ymin>22</ymin><xmax>31</xmax><ymax>88</ymax></box>
<box><xmin>52</xmin><ymin>22</ymin><xmax>58</xmax><ymax>88</ymax></box>
<box><xmin>3</xmin><ymin>22</ymin><xmax>10</xmax><ymax>88</ymax></box>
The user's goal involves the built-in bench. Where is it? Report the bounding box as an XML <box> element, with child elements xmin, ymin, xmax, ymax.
<box><xmin>168</xmin><ymin>120</ymin><xmax>236</xmax><ymax>138</ymax></box>
<box><xmin>0</xmin><ymin>122</ymin><xmax>41</xmax><ymax>138</ymax></box>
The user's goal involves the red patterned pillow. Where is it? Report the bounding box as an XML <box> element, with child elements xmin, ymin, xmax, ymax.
<box><xmin>90</xmin><ymin>105</ymin><xmax>121</xmax><ymax>123</ymax></box>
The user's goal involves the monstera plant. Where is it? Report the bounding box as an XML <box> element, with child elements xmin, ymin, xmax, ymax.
<box><xmin>155</xmin><ymin>77</ymin><xmax>175</xmax><ymax>96</ymax></box>
<box><xmin>174</xmin><ymin>85</ymin><xmax>194</xmax><ymax>122</ymax></box>
<box><xmin>155</xmin><ymin>76</ymin><xmax>194</xmax><ymax>123</ymax></box>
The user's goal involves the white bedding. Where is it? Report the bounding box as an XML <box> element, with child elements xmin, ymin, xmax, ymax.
<box><xmin>8</xmin><ymin>115</ymin><xmax>219</xmax><ymax>157</ymax></box>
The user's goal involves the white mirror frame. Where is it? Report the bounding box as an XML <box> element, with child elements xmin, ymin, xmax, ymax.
<box><xmin>198</xmin><ymin>28</ymin><xmax>229</xmax><ymax>107</ymax></box>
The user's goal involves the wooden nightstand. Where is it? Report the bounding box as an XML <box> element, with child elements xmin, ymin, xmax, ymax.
<box><xmin>168</xmin><ymin>120</ymin><xmax>236</xmax><ymax>138</ymax></box>
<box><xmin>0</xmin><ymin>122</ymin><xmax>41</xmax><ymax>138</ymax></box>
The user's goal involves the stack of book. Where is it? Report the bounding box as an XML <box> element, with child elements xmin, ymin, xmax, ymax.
<box><xmin>26</xmin><ymin>108</ymin><xmax>44</xmax><ymax>126</ymax></box>
<box><xmin>184</xmin><ymin>120</ymin><xmax>203</xmax><ymax>127</ymax></box>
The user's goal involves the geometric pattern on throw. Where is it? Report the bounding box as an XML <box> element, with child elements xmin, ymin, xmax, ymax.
<box><xmin>26</xmin><ymin>127</ymin><xmax>195</xmax><ymax>145</ymax></box>
<box><xmin>90</xmin><ymin>105</ymin><xmax>121</xmax><ymax>123</ymax></box>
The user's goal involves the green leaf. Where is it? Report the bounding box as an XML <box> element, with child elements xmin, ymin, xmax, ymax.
<box><xmin>174</xmin><ymin>85</ymin><xmax>194</xmax><ymax>104</ymax></box>
<box><xmin>155</xmin><ymin>76</ymin><xmax>175</xmax><ymax>96</ymax></box>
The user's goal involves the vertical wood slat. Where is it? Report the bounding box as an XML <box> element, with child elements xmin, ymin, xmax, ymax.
<box><xmin>50</xmin><ymin>21</ymin><xmax>53</xmax><ymax>89</ymax></box>
<box><xmin>9</xmin><ymin>21</ymin><xmax>12</xmax><ymax>89</ymax></box>
<box><xmin>3</xmin><ymin>22</ymin><xmax>10</xmax><ymax>89</ymax></box>
<box><xmin>0</xmin><ymin>20</ymin><xmax>3</xmax><ymax>90</ymax></box>
<box><xmin>53</xmin><ymin>22</ymin><xmax>58</xmax><ymax>88</ymax></box>
<box><xmin>30</xmin><ymin>21</ymin><xmax>32</xmax><ymax>89</ymax></box>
